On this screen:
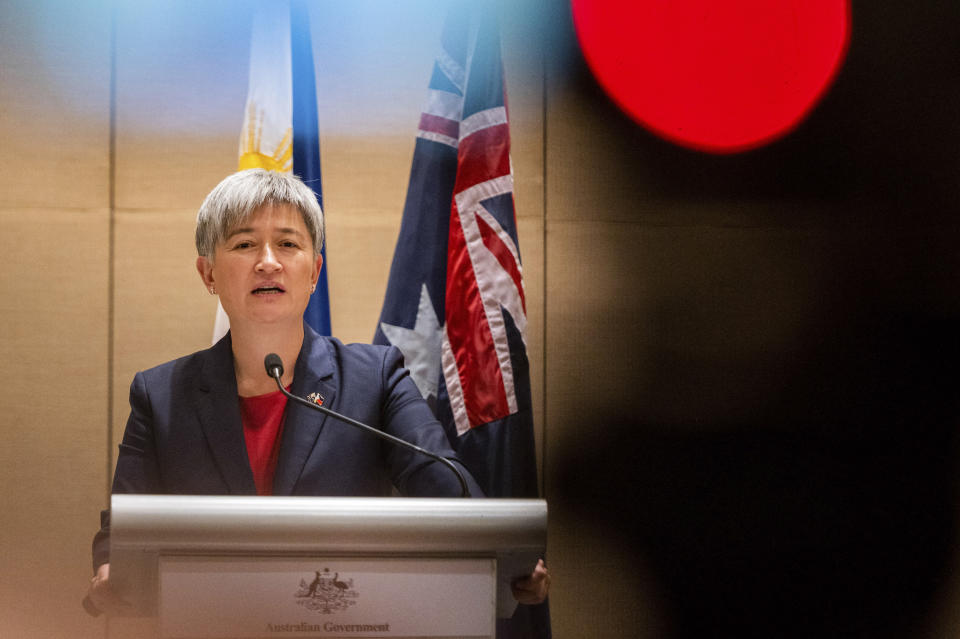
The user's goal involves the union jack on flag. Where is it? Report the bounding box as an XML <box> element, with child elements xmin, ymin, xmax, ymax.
<box><xmin>375</xmin><ymin>6</ymin><xmax>533</xmax><ymax>489</ymax></box>
<box><xmin>424</xmin><ymin>26</ymin><xmax>526</xmax><ymax>436</ymax></box>
<box><xmin>374</xmin><ymin>6</ymin><xmax>549</xmax><ymax>635</ymax></box>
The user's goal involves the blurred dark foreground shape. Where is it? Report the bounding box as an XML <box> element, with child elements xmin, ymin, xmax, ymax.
<box><xmin>561</xmin><ymin>311</ymin><xmax>960</xmax><ymax>639</ymax></box>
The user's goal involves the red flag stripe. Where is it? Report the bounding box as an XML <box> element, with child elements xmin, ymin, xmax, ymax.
<box><xmin>475</xmin><ymin>212</ymin><xmax>526</xmax><ymax>314</ymax></box>
<box><xmin>445</xmin><ymin>204</ymin><xmax>510</xmax><ymax>425</ymax></box>
<box><xmin>454</xmin><ymin>124</ymin><xmax>511</xmax><ymax>194</ymax></box>
<box><xmin>418</xmin><ymin>112</ymin><xmax>460</xmax><ymax>139</ymax></box>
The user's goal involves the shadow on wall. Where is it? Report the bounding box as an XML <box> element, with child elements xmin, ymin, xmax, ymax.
<box><xmin>559</xmin><ymin>308</ymin><xmax>960</xmax><ymax>639</ymax></box>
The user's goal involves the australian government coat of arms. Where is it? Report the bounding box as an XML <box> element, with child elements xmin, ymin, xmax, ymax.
<box><xmin>295</xmin><ymin>567</ymin><xmax>359</xmax><ymax>614</ymax></box>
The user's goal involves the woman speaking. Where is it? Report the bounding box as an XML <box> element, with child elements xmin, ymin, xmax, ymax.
<box><xmin>86</xmin><ymin>169</ymin><xmax>548</xmax><ymax>613</ymax></box>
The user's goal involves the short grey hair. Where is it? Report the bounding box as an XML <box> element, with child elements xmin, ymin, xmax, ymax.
<box><xmin>195</xmin><ymin>169</ymin><xmax>324</xmax><ymax>259</ymax></box>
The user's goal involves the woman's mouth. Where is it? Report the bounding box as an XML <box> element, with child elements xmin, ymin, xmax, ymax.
<box><xmin>252</xmin><ymin>285</ymin><xmax>285</xmax><ymax>295</ymax></box>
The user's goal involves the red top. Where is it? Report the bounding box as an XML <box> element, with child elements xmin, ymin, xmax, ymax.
<box><xmin>239</xmin><ymin>387</ymin><xmax>289</xmax><ymax>496</ymax></box>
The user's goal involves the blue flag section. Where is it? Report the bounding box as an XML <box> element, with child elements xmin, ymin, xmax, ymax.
<box><xmin>374</xmin><ymin>5</ymin><xmax>550</xmax><ymax>637</ymax></box>
<box><xmin>291</xmin><ymin>0</ymin><xmax>331</xmax><ymax>336</ymax></box>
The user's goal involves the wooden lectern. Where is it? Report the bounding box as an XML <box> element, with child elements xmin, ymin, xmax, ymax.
<box><xmin>110</xmin><ymin>495</ymin><xmax>546</xmax><ymax>639</ymax></box>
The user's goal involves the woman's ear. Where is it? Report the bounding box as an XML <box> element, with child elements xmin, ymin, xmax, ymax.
<box><xmin>196</xmin><ymin>256</ymin><xmax>215</xmax><ymax>291</ymax></box>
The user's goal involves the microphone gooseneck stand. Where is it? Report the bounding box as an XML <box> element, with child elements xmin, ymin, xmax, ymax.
<box><xmin>264</xmin><ymin>353</ymin><xmax>470</xmax><ymax>498</ymax></box>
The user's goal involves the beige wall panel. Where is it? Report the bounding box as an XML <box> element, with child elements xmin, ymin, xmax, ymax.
<box><xmin>547</xmin><ymin>510</ymin><xmax>670</xmax><ymax>639</ymax></box>
<box><xmin>0</xmin><ymin>1</ymin><xmax>110</xmax><ymax>209</ymax></box>
<box><xmin>501</xmin><ymin>1</ymin><xmax>545</xmax><ymax>225</ymax></box>
<box><xmin>540</xmin><ymin>219</ymin><xmax>646</xmax><ymax>639</ymax></box>
<box><xmin>111</xmin><ymin>209</ymin><xmax>217</xmax><ymax>469</ymax></box>
<box><xmin>543</xmin><ymin>220</ymin><xmax>866</xmax><ymax>437</ymax></box>
<box><xmin>320</xmin><ymin>136</ymin><xmax>412</xmax><ymax>221</ymax></box>
<box><xmin>328</xmin><ymin>210</ymin><xmax>397</xmax><ymax>343</ymax></box>
<box><xmin>112</xmin><ymin>1</ymin><xmax>248</xmax><ymax>211</ymax></box>
<box><xmin>545</xmin><ymin>76</ymin><xmax>648</xmax><ymax>225</ymax></box>
<box><xmin>321</xmin><ymin>135</ymin><xmax>414</xmax><ymax>346</ymax></box>
<box><xmin>324</xmin><ymin>208</ymin><xmax>407</xmax><ymax>346</ymax></box>
<box><xmin>114</xmin><ymin>135</ymin><xmax>239</xmax><ymax>213</ymax></box>
<box><xmin>0</xmin><ymin>207</ymin><xmax>109</xmax><ymax>639</ymax></box>
<box><xmin>516</xmin><ymin>215</ymin><xmax>545</xmax><ymax>484</ymax></box>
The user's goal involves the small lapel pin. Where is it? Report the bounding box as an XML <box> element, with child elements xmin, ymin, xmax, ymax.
<box><xmin>306</xmin><ymin>392</ymin><xmax>325</xmax><ymax>407</ymax></box>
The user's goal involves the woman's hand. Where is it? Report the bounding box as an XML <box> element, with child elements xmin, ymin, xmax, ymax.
<box><xmin>510</xmin><ymin>558</ymin><xmax>550</xmax><ymax>605</ymax></box>
<box><xmin>85</xmin><ymin>563</ymin><xmax>132</xmax><ymax>616</ymax></box>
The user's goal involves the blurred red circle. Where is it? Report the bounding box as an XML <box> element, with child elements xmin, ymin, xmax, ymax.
<box><xmin>571</xmin><ymin>0</ymin><xmax>851</xmax><ymax>153</ymax></box>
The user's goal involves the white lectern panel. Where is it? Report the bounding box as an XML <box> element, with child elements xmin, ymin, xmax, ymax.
<box><xmin>160</xmin><ymin>557</ymin><xmax>495</xmax><ymax>639</ymax></box>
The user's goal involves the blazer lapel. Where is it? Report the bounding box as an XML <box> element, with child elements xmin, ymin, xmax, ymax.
<box><xmin>193</xmin><ymin>333</ymin><xmax>257</xmax><ymax>494</ymax></box>
<box><xmin>272</xmin><ymin>324</ymin><xmax>337</xmax><ymax>495</ymax></box>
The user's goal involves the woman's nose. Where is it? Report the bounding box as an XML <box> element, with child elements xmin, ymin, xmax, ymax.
<box><xmin>256</xmin><ymin>245</ymin><xmax>281</xmax><ymax>271</ymax></box>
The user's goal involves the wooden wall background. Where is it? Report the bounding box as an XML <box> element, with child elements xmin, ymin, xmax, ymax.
<box><xmin>4</xmin><ymin>1</ymin><xmax>960</xmax><ymax>637</ymax></box>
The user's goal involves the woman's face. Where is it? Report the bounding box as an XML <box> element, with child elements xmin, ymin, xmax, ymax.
<box><xmin>196</xmin><ymin>202</ymin><xmax>322</xmax><ymax>328</ymax></box>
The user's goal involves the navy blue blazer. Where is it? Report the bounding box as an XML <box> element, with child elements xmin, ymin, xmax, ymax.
<box><xmin>93</xmin><ymin>324</ymin><xmax>481</xmax><ymax>568</ymax></box>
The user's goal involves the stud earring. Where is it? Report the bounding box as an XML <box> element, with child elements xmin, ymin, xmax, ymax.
<box><xmin>209</xmin><ymin>286</ymin><xmax>216</xmax><ymax>295</ymax></box>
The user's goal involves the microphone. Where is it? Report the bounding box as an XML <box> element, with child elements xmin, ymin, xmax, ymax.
<box><xmin>264</xmin><ymin>353</ymin><xmax>284</xmax><ymax>380</ymax></box>
<box><xmin>263</xmin><ymin>353</ymin><xmax>471</xmax><ymax>497</ymax></box>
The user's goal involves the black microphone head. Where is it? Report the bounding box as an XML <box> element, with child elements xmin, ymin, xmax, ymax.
<box><xmin>264</xmin><ymin>353</ymin><xmax>284</xmax><ymax>379</ymax></box>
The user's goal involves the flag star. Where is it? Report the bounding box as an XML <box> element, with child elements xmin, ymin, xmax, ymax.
<box><xmin>380</xmin><ymin>284</ymin><xmax>443</xmax><ymax>401</ymax></box>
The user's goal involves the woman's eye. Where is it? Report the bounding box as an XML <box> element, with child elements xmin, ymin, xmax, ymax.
<box><xmin>280</xmin><ymin>241</ymin><xmax>298</xmax><ymax>248</ymax></box>
<box><xmin>233</xmin><ymin>241</ymin><xmax>253</xmax><ymax>249</ymax></box>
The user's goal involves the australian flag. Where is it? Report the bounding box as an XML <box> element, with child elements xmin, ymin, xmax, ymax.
<box><xmin>374</xmin><ymin>5</ymin><xmax>549</xmax><ymax>637</ymax></box>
